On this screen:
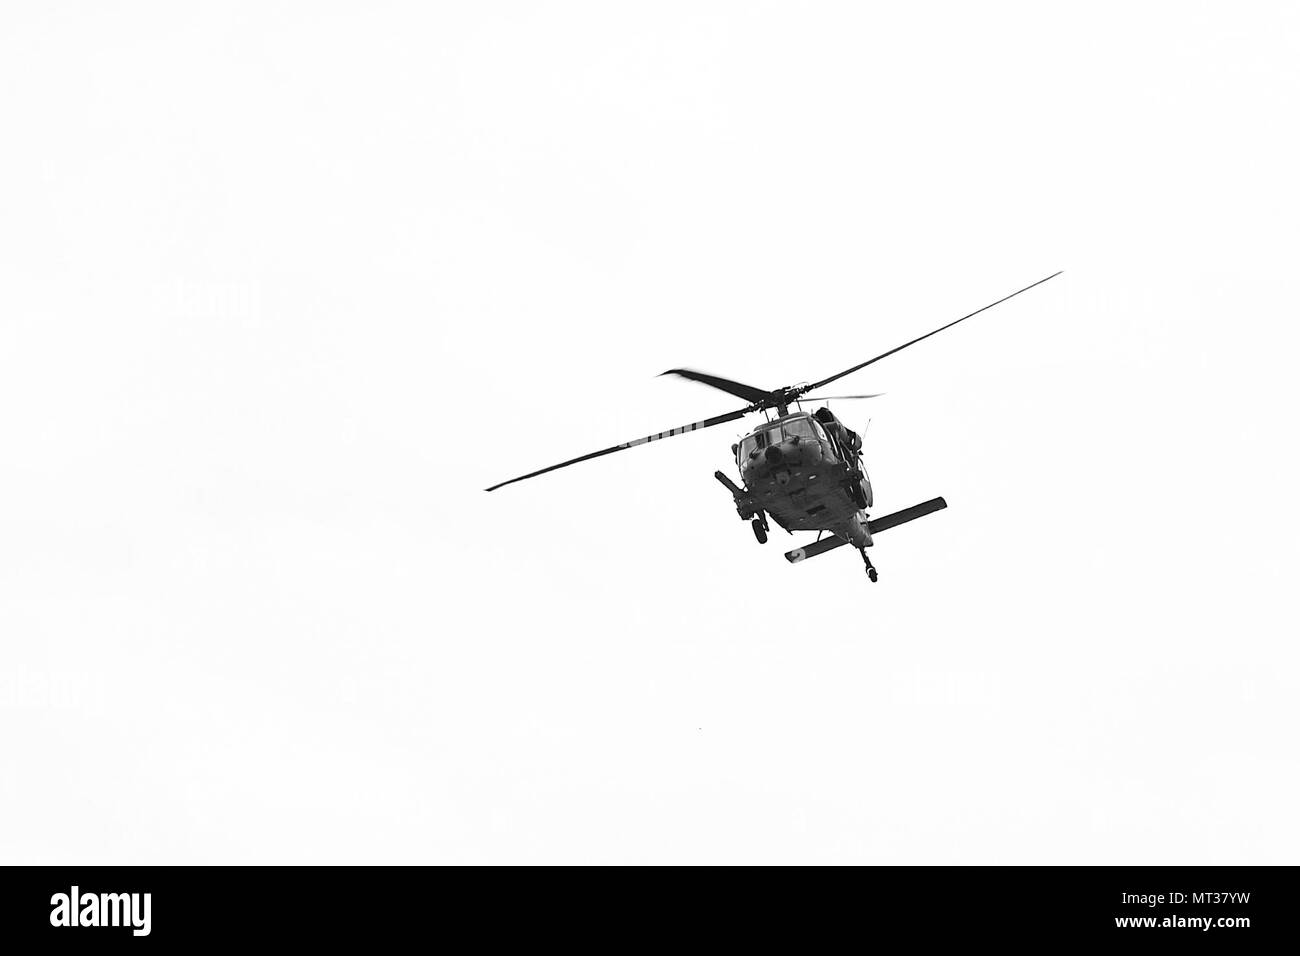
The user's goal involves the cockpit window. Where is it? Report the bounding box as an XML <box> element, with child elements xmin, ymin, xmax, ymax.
<box><xmin>784</xmin><ymin>418</ymin><xmax>816</xmax><ymax>440</ymax></box>
<box><xmin>738</xmin><ymin>417</ymin><xmax>823</xmax><ymax>461</ymax></box>
<box><xmin>739</xmin><ymin>430</ymin><xmax>772</xmax><ymax>460</ymax></box>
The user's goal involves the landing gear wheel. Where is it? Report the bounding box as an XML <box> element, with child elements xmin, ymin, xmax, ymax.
<box><xmin>751</xmin><ymin>518</ymin><xmax>768</xmax><ymax>544</ymax></box>
<box><xmin>867</xmin><ymin>567</ymin><xmax>878</xmax><ymax>583</ymax></box>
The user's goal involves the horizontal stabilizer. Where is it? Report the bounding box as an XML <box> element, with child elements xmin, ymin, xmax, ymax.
<box><xmin>867</xmin><ymin>497</ymin><xmax>947</xmax><ymax>534</ymax></box>
<box><xmin>785</xmin><ymin>497</ymin><xmax>948</xmax><ymax>565</ymax></box>
<box><xmin>785</xmin><ymin>536</ymin><xmax>849</xmax><ymax>563</ymax></box>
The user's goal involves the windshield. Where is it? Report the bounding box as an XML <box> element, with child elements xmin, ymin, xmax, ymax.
<box><xmin>737</xmin><ymin>417</ymin><xmax>820</xmax><ymax>460</ymax></box>
<box><xmin>784</xmin><ymin>418</ymin><xmax>817</xmax><ymax>440</ymax></box>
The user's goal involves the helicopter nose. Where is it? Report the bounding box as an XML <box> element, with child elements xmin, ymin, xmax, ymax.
<box><xmin>764</xmin><ymin>445</ymin><xmax>784</xmax><ymax>464</ymax></box>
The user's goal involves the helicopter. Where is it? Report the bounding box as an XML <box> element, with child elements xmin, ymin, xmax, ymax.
<box><xmin>486</xmin><ymin>272</ymin><xmax>1061</xmax><ymax>581</ymax></box>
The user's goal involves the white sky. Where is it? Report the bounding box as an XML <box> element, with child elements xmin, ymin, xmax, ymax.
<box><xmin>1</xmin><ymin>2</ymin><xmax>1297</xmax><ymax>863</ymax></box>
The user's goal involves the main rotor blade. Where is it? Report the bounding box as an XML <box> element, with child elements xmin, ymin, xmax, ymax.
<box><xmin>659</xmin><ymin>368</ymin><xmax>772</xmax><ymax>405</ymax></box>
<box><xmin>799</xmin><ymin>393</ymin><xmax>885</xmax><ymax>401</ymax></box>
<box><xmin>802</xmin><ymin>271</ymin><xmax>1063</xmax><ymax>393</ymax></box>
<box><xmin>485</xmin><ymin>407</ymin><xmax>750</xmax><ymax>492</ymax></box>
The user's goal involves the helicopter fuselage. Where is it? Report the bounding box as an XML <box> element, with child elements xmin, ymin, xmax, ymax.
<box><xmin>731</xmin><ymin>409</ymin><xmax>874</xmax><ymax>548</ymax></box>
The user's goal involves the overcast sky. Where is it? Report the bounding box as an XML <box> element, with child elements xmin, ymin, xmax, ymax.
<box><xmin>2</xmin><ymin>2</ymin><xmax>1297</xmax><ymax>863</ymax></box>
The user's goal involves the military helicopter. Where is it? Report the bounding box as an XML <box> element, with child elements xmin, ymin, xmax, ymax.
<box><xmin>487</xmin><ymin>272</ymin><xmax>1061</xmax><ymax>581</ymax></box>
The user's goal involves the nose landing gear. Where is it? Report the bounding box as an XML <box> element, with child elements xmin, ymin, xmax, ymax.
<box><xmin>859</xmin><ymin>548</ymin><xmax>878</xmax><ymax>582</ymax></box>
